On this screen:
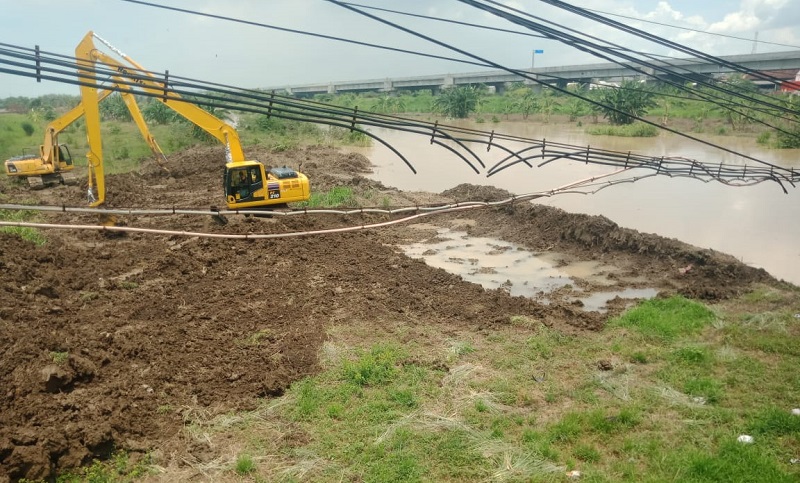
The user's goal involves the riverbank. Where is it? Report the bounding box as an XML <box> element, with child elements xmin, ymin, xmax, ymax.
<box><xmin>0</xmin><ymin>145</ymin><xmax>798</xmax><ymax>481</ymax></box>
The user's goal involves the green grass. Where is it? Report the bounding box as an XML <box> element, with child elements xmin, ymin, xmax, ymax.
<box><xmin>608</xmin><ymin>295</ymin><xmax>716</xmax><ymax>341</ymax></box>
<box><xmin>586</xmin><ymin>122</ymin><xmax>659</xmax><ymax>137</ymax></box>
<box><xmin>0</xmin><ymin>208</ymin><xmax>46</xmax><ymax>245</ymax></box>
<box><xmin>684</xmin><ymin>440</ymin><xmax>796</xmax><ymax>483</ymax></box>
<box><xmin>748</xmin><ymin>407</ymin><xmax>800</xmax><ymax>436</ymax></box>
<box><xmin>55</xmin><ymin>286</ymin><xmax>800</xmax><ymax>481</ymax></box>
<box><xmin>301</xmin><ymin>186</ymin><xmax>357</xmax><ymax>208</ymax></box>
<box><xmin>56</xmin><ymin>451</ymin><xmax>153</xmax><ymax>482</ymax></box>
<box><xmin>234</xmin><ymin>453</ymin><xmax>256</xmax><ymax>475</ymax></box>
<box><xmin>50</xmin><ymin>351</ymin><xmax>69</xmax><ymax>365</ymax></box>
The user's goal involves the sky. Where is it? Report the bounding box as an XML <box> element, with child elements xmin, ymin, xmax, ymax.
<box><xmin>1</xmin><ymin>0</ymin><xmax>798</xmax><ymax>97</ymax></box>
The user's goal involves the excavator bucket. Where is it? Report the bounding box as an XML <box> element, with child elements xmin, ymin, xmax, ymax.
<box><xmin>98</xmin><ymin>213</ymin><xmax>127</xmax><ymax>238</ymax></box>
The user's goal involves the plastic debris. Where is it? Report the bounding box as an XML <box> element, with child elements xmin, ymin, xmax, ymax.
<box><xmin>791</xmin><ymin>408</ymin><xmax>800</xmax><ymax>416</ymax></box>
<box><xmin>566</xmin><ymin>470</ymin><xmax>581</xmax><ymax>479</ymax></box>
<box><xmin>791</xmin><ymin>458</ymin><xmax>799</xmax><ymax>465</ymax></box>
<box><xmin>737</xmin><ymin>434</ymin><xmax>754</xmax><ymax>444</ymax></box>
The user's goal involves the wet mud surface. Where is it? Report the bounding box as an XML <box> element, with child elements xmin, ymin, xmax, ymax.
<box><xmin>0</xmin><ymin>145</ymin><xmax>773</xmax><ymax>480</ymax></box>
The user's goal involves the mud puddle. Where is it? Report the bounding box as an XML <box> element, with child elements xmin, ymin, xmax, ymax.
<box><xmin>400</xmin><ymin>225</ymin><xmax>657</xmax><ymax>312</ymax></box>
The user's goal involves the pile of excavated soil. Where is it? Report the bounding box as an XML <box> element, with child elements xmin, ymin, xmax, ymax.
<box><xmin>0</xmin><ymin>145</ymin><xmax>772</xmax><ymax>481</ymax></box>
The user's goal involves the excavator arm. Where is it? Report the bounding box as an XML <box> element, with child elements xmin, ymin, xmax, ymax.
<box><xmin>118</xmin><ymin>90</ymin><xmax>167</xmax><ymax>165</ymax></box>
<box><xmin>75</xmin><ymin>30</ymin><xmax>309</xmax><ymax>209</ymax></box>
<box><xmin>40</xmin><ymin>87</ymin><xmax>165</xmax><ymax>166</ymax></box>
<box><xmin>78</xmin><ymin>31</ymin><xmax>245</xmax><ymax>160</ymax></box>
<box><xmin>39</xmin><ymin>87</ymin><xmax>113</xmax><ymax>166</ymax></box>
<box><xmin>6</xmin><ymin>84</ymin><xmax>167</xmax><ymax>191</ymax></box>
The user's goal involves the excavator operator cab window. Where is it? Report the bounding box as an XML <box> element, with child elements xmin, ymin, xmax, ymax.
<box><xmin>228</xmin><ymin>167</ymin><xmax>263</xmax><ymax>201</ymax></box>
<box><xmin>58</xmin><ymin>145</ymin><xmax>73</xmax><ymax>166</ymax></box>
<box><xmin>248</xmin><ymin>167</ymin><xmax>261</xmax><ymax>184</ymax></box>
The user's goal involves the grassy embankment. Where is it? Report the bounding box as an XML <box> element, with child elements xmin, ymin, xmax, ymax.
<box><xmin>2</xmin><ymin>98</ymin><xmax>798</xmax><ymax>481</ymax></box>
<box><xmin>315</xmin><ymin>86</ymin><xmax>799</xmax><ymax>143</ymax></box>
<box><xmin>59</xmin><ymin>288</ymin><xmax>800</xmax><ymax>482</ymax></box>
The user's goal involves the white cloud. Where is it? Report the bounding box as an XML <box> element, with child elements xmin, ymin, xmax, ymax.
<box><xmin>708</xmin><ymin>11</ymin><xmax>761</xmax><ymax>33</ymax></box>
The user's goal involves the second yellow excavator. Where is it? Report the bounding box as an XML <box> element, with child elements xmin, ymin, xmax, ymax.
<box><xmin>4</xmin><ymin>87</ymin><xmax>165</xmax><ymax>189</ymax></box>
<box><xmin>75</xmin><ymin>31</ymin><xmax>310</xmax><ymax>209</ymax></box>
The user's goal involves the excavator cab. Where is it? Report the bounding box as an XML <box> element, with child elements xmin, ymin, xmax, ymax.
<box><xmin>52</xmin><ymin>144</ymin><xmax>73</xmax><ymax>169</ymax></box>
<box><xmin>225</xmin><ymin>163</ymin><xmax>264</xmax><ymax>203</ymax></box>
<box><xmin>224</xmin><ymin>161</ymin><xmax>310</xmax><ymax>210</ymax></box>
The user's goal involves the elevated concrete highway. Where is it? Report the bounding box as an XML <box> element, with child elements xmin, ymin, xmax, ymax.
<box><xmin>271</xmin><ymin>50</ymin><xmax>800</xmax><ymax>97</ymax></box>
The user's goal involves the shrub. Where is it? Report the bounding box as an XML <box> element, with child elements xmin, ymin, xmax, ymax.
<box><xmin>21</xmin><ymin>121</ymin><xmax>34</xmax><ymax>136</ymax></box>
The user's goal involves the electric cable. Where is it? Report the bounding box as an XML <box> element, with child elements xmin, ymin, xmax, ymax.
<box><xmin>538</xmin><ymin>0</ymin><xmax>792</xmax><ymax>85</ymax></box>
<box><xmin>324</xmin><ymin>0</ymin><xmax>799</xmax><ymax>177</ymax></box>
<box><xmin>339</xmin><ymin>1</ymin><xmax>800</xmax><ymax>126</ymax></box>
<box><xmin>110</xmin><ymin>0</ymin><xmax>799</xmax><ymax>124</ymax></box>
<box><xmin>0</xmin><ymin>164</ymin><xmax>780</xmax><ymax>240</ymax></box>
<box><xmin>104</xmin><ymin>0</ymin><xmax>794</xmax><ymax>129</ymax></box>
<box><xmin>457</xmin><ymin>0</ymin><xmax>799</xmax><ymax>124</ymax></box>
<box><xmin>1</xmin><ymin>37</ymin><xmax>796</xmax><ymax>191</ymax></box>
<box><xmin>583</xmin><ymin>6</ymin><xmax>800</xmax><ymax>50</ymax></box>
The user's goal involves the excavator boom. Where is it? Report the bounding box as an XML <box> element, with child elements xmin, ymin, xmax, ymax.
<box><xmin>75</xmin><ymin>31</ymin><xmax>309</xmax><ymax>208</ymax></box>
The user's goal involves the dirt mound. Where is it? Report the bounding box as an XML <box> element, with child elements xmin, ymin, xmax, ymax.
<box><xmin>0</xmin><ymin>145</ymin><xmax>777</xmax><ymax>480</ymax></box>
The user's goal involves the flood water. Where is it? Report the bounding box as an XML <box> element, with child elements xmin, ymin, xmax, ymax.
<box><xmin>352</xmin><ymin>120</ymin><xmax>800</xmax><ymax>285</ymax></box>
<box><xmin>400</xmin><ymin>225</ymin><xmax>659</xmax><ymax>312</ymax></box>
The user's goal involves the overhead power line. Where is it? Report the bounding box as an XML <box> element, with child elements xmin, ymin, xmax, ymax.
<box><xmin>323</xmin><ymin>0</ymin><xmax>799</xmax><ymax>166</ymax></box>
<box><xmin>462</xmin><ymin>0</ymin><xmax>797</xmax><ymax>120</ymax></box>
<box><xmin>0</xmin><ymin>40</ymin><xmax>795</xmax><ymax>193</ymax></box>
<box><xmin>115</xmin><ymin>0</ymin><xmax>800</xmax><ymax>131</ymax></box>
<box><xmin>584</xmin><ymin>7</ymin><xmax>800</xmax><ymax>50</ymax></box>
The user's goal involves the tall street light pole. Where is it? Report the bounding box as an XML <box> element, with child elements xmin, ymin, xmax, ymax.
<box><xmin>531</xmin><ymin>49</ymin><xmax>544</xmax><ymax>72</ymax></box>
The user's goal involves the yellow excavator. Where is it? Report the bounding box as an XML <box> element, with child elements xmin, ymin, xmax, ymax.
<box><xmin>3</xmin><ymin>86</ymin><xmax>166</xmax><ymax>189</ymax></box>
<box><xmin>75</xmin><ymin>31</ymin><xmax>310</xmax><ymax>209</ymax></box>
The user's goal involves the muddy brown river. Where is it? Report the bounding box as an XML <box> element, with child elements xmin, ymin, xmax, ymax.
<box><xmin>353</xmin><ymin>121</ymin><xmax>800</xmax><ymax>285</ymax></box>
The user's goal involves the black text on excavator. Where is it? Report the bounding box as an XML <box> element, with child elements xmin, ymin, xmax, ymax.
<box><xmin>75</xmin><ymin>31</ymin><xmax>310</xmax><ymax>209</ymax></box>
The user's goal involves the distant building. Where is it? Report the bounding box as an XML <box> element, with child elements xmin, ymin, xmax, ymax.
<box><xmin>780</xmin><ymin>70</ymin><xmax>800</xmax><ymax>93</ymax></box>
<box><xmin>742</xmin><ymin>69</ymin><xmax>799</xmax><ymax>91</ymax></box>
<box><xmin>589</xmin><ymin>80</ymin><xmax>619</xmax><ymax>90</ymax></box>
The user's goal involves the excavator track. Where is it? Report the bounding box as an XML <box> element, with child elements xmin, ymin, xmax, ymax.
<box><xmin>26</xmin><ymin>176</ymin><xmax>44</xmax><ymax>190</ymax></box>
<box><xmin>60</xmin><ymin>172</ymin><xmax>78</xmax><ymax>186</ymax></box>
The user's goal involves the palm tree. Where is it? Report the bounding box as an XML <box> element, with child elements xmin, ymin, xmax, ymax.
<box><xmin>596</xmin><ymin>81</ymin><xmax>656</xmax><ymax>125</ymax></box>
<box><xmin>432</xmin><ymin>85</ymin><xmax>483</xmax><ymax>118</ymax></box>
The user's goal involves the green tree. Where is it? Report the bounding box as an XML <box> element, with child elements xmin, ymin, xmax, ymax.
<box><xmin>538</xmin><ymin>90</ymin><xmax>558</xmax><ymax>123</ymax></box>
<box><xmin>373</xmin><ymin>95</ymin><xmax>394</xmax><ymax>114</ymax></box>
<box><xmin>709</xmin><ymin>75</ymin><xmax>759</xmax><ymax>131</ymax></box>
<box><xmin>596</xmin><ymin>81</ymin><xmax>656</xmax><ymax>125</ymax></box>
<box><xmin>773</xmin><ymin>93</ymin><xmax>800</xmax><ymax>148</ymax></box>
<box><xmin>142</xmin><ymin>100</ymin><xmax>176</xmax><ymax>124</ymax></box>
<box><xmin>432</xmin><ymin>85</ymin><xmax>483</xmax><ymax>118</ymax></box>
<box><xmin>564</xmin><ymin>84</ymin><xmax>589</xmax><ymax>121</ymax></box>
<box><xmin>99</xmin><ymin>92</ymin><xmax>133</xmax><ymax>122</ymax></box>
<box><xmin>514</xmin><ymin>89</ymin><xmax>539</xmax><ymax>120</ymax></box>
